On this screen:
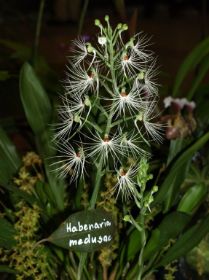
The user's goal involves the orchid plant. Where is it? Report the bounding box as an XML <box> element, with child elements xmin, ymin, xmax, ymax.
<box><xmin>50</xmin><ymin>16</ymin><xmax>163</xmax><ymax>279</ymax></box>
<box><xmin>52</xmin><ymin>16</ymin><xmax>163</xmax><ymax>209</ymax></box>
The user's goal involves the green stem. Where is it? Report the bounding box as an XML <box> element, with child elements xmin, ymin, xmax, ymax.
<box><xmin>77</xmin><ymin>23</ymin><xmax>120</xmax><ymax>280</ymax></box>
<box><xmin>137</xmin><ymin>212</ymin><xmax>146</xmax><ymax>280</ymax></box>
<box><xmin>142</xmin><ymin>253</ymin><xmax>158</xmax><ymax>278</ymax></box>
<box><xmin>32</xmin><ymin>0</ymin><xmax>45</xmax><ymax>67</ymax></box>
<box><xmin>78</xmin><ymin>0</ymin><xmax>89</xmax><ymax>35</ymax></box>
<box><xmin>77</xmin><ymin>161</ymin><xmax>104</xmax><ymax>279</ymax></box>
<box><xmin>103</xmin><ymin>35</ymin><xmax>119</xmax><ymax>136</ymax></box>
<box><xmin>105</xmin><ymin>109</ymin><xmax>115</xmax><ymax>135</ymax></box>
<box><xmin>100</xmin><ymin>79</ymin><xmax>114</xmax><ymax>97</ymax></box>
<box><xmin>89</xmin><ymin>159</ymin><xmax>104</xmax><ymax>209</ymax></box>
<box><xmin>109</xmin><ymin>39</ymin><xmax>118</xmax><ymax>95</ymax></box>
<box><xmin>111</xmin><ymin>115</ymin><xmax>135</xmax><ymax>128</ymax></box>
<box><xmin>77</xmin><ymin>252</ymin><xmax>88</xmax><ymax>280</ymax></box>
<box><xmin>80</xmin><ymin>117</ymin><xmax>103</xmax><ymax>133</ymax></box>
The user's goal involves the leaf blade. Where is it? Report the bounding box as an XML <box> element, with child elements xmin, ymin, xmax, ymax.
<box><xmin>155</xmin><ymin>131</ymin><xmax>209</xmax><ymax>211</ymax></box>
<box><xmin>19</xmin><ymin>62</ymin><xmax>52</xmax><ymax>134</ymax></box>
<box><xmin>157</xmin><ymin>214</ymin><xmax>209</xmax><ymax>267</ymax></box>
<box><xmin>48</xmin><ymin>209</ymin><xmax>115</xmax><ymax>252</ymax></box>
<box><xmin>172</xmin><ymin>37</ymin><xmax>209</xmax><ymax>97</ymax></box>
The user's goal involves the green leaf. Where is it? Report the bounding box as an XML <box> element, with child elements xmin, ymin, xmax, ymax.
<box><xmin>166</xmin><ymin>138</ymin><xmax>187</xmax><ymax>165</ymax></box>
<box><xmin>0</xmin><ymin>265</ymin><xmax>16</xmax><ymax>274</ymax></box>
<box><xmin>2</xmin><ymin>183</ymin><xmax>37</xmax><ymax>206</ymax></box>
<box><xmin>36</xmin><ymin>127</ymin><xmax>56</xmax><ymax>157</ymax></box>
<box><xmin>155</xmin><ymin>131</ymin><xmax>209</xmax><ymax>211</ymax></box>
<box><xmin>195</xmin><ymin>84</ymin><xmax>209</xmax><ymax>127</ymax></box>
<box><xmin>48</xmin><ymin>209</ymin><xmax>115</xmax><ymax>252</ymax></box>
<box><xmin>19</xmin><ymin>62</ymin><xmax>52</xmax><ymax>134</ymax></box>
<box><xmin>177</xmin><ymin>183</ymin><xmax>208</xmax><ymax>214</ymax></box>
<box><xmin>0</xmin><ymin>218</ymin><xmax>17</xmax><ymax>249</ymax></box>
<box><xmin>187</xmin><ymin>56</ymin><xmax>209</xmax><ymax>100</ymax></box>
<box><xmin>0</xmin><ymin>126</ymin><xmax>21</xmax><ymax>186</ymax></box>
<box><xmin>172</xmin><ymin>37</ymin><xmax>209</xmax><ymax>97</ymax></box>
<box><xmin>144</xmin><ymin>211</ymin><xmax>190</xmax><ymax>261</ymax></box>
<box><xmin>126</xmin><ymin>229</ymin><xmax>142</xmax><ymax>261</ymax></box>
<box><xmin>157</xmin><ymin>214</ymin><xmax>209</xmax><ymax>267</ymax></box>
<box><xmin>44</xmin><ymin>162</ymin><xmax>66</xmax><ymax>212</ymax></box>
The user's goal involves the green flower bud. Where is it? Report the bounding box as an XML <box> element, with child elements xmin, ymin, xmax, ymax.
<box><xmin>84</xmin><ymin>96</ymin><xmax>91</xmax><ymax>107</ymax></box>
<box><xmin>123</xmin><ymin>215</ymin><xmax>131</xmax><ymax>222</ymax></box>
<box><xmin>105</xmin><ymin>15</ymin><xmax>109</xmax><ymax>22</ymax></box>
<box><xmin>87</xmin><ymin>44</ymin><xmax>94</xmax><ymax>53</ymax></box>
<box><xmin>153</xmin><ymin>185</ymin><xmax>158</xmax><ymax>193</ymax></box>
<box><xmin>122</xmin><ymin>24</ymin><xmax>128</xmax><ymax>30</ymax></box>
<box><xmin>117</xmin><ymin>23</ymin><xmax>122</xmax><ymax>29</ymax></box>
<box><xmin>138</xmin><ymin>71</ymin><xmax>145</xmax><ymax>80</ymax></box>
<box><xmin>74</xmin><ymin>115</ymin><xmax>81</xmax><ymax>123</ymax></box>
<box><xmin>95</xmin><ymin>19</ymin><xmax>101</xmax><ymax>26</ymax></box>
<box><xmin>136</xmin><ymin>112</ymin><xmax>143</xmax><ymax>121</ymax></box>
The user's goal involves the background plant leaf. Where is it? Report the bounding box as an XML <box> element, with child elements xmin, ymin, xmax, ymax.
<box><xmin>19</xmin><ymin>62</ymin><xmax>52</xmax><ymax>135</ymax></box>
<box><xmin>155</xmin><ymin>131</ymin><xmax>209</xmax><ymax>211</ymax></box>
<box><xmin>126</xmin><ymin>228</ymin><xmax>142</xmax><ymax>261</ymax></box>
<box><xmin>0</xmin><ymin>265</ymin><xmax>16</xmax><ymax>274</ymax></box>
<box><xmin>0</xmin><ymin>126</ymin><xmax>21</xmax><ymax>186</ymax></box>
<box><xmin>157</xmin><ymin>214</ymin><xmax>209</xmax><ymax>267</ymax></box>
<box><xmin>44</xmin><ymin>162</ymin><xmax>66</xmax><ymax>212</ymax></box>
<box><xmin>144</xmin><ymin>211</ymin><xmax>190</xmax><ymax>261</ymax></box>
<box><xmin>172</xmin><ymin>37</ymin><xmax>209</xmax><ymax>97</ymax></box>
<box><xmin>187</xmin><ymin>56</ymin><xmax>209</xmax><ymax>100</ymax></box>
<box><xmin>0</xmin><ymin>218</ymin><xmax>17</xmax><ymax>249</ymax></box>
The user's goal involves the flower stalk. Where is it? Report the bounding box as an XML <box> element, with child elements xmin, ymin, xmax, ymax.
<box><xmin>53</xmin><ymin>16</ymin><xmax>162</xmax><ymax>211</ymax></box>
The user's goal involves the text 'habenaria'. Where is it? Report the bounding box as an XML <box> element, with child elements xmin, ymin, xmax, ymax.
<box><xmin>66</xmin><ymin>219</ymin><xmax>112</xmax><ymax>233</ymax></box>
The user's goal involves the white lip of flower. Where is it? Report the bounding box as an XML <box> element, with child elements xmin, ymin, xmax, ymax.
<box><xmin>98</xmin><ymin>36</ymin><xmax>107</xmax><ymax>45</ymax></box>
<box><xmin>71</xmin><ymin>38</ymin><xmax>88</xmax><ymax>65</ymax></box>
<box><xmin>52</xmin><ymin>94</ymin><xmax>87</xmax><ymax>142</ymax></box>
<box><xmin>65</xmin><ymin>64</ymin><xmax>99</xmax><ymax>96</ymax></box>
<box><xmin>121</xmin><ymin>131</ymin><xmax>150</xmax><ymax>158</ymax></box>
<box><xmin>61</xmin><ymin>94</ymin><xmax>85</xmax><ymax>114</ymax></box>
<box><xmin>84</xmin><ymin>132</ymin><xmax>122</xmax><ymax>165</ymax></box>
<box><xmin>70</xmin><ymin>39</ymin><xmax>97</xmax><ymax>68</ymax></box>
<box><xmin>114</xmin><ymin>165</ymin><xmax>138</xmax><ymax>200</ymax></box>
<box><xmin>52</xmin><ymin>107</ymin><xmax>74</xmax><ymax>142</ymax></box>
<box><xmin>51</xmin><ymin>143</ymin><xmax>85</xmax><ymax>182</ymax></box>
<box><xmin>135</xmin><ymin>61</ymin><xmax>158</xmax><ymax>95</ymax></box>
<box><xmin>134</xmin><ymin>99</ymin><xmax>164</xmax><ymax>143</ymax></box>
<box><xmin>105</xmin><ymin>84</ymin><xmax>147</xmax><ymax>117</ymax></box>
<box><xmin>130</xmin><ymin>32</ymin><xmax>153</xmax><ymax>61</ymax></box>
<box><xmin>119</xmin><ymin>50</ymin><xmax>144</xmax><ymax>77</ymax></box>
<box><xmin>107</xmin><ymin>90</ymin><xmax>140</xmax><ymax>117</ymax></box>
